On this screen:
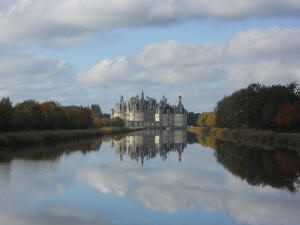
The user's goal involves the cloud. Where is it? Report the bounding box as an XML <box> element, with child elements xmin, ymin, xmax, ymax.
<box><xmin>79</xmin><ymin>27</ymin><xmax>300</xmax><ymax>86</ymax></box>
<box><xmin>0</xmin><ymin>50</ymin><xmax>81</xmax><ymax>104</ymax></box>
<box><xmin>2</xmin><ymin>26</ymin><xmax>299</xmax><ymax>112</ymax></box>
<box><xmin>79</xmin><ymin>164</ymin><xmax>300</xmax><ymax>225</ymax></box>
<box><xmin>77</xmin><ymin>27</ymin><xmax>300</xmax><ymax>112</ymax></box>
<box><xmin>0</xmin><ymin>0</ymin><xmax>300</xmax><ymax>46</ymax></box>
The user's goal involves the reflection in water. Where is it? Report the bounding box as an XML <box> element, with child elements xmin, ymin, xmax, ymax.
<box><xmin>215</xmin><ymin>140</ymin><xmax>300</xmax><ymax>192</ymax></box>
<box><xmin>0</xmin><ymin>138</ymin><xmax>103</xmax><ymax>163</ymax></box>
<box><xmin>192</xmin><ymin>132</ymin><xmax>300</xmax><ymax>192</ymax></box>
<box><xmin>1</xmin><ymin>131</ymin><xmax>300</xmax><ymax>225</ymax></box>
<box><xmin>111</xmin><ymin>129</ymin><xmax>187</xmax><ymax>165</ymax></box>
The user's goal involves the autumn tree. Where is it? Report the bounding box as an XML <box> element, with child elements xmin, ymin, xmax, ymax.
<box><xmin>206</xmin><ymin>112</ymin><xmax>216</xmax><ymax>127</ymax></box>
<box><xmin>275</xmin><ymin>104</ymin><xmax>300</xmax><ymax>131</ymax></box>
<box><xmin>91</xmin><ymin>112</ymin><xmax>102</xmax><ymax>127</ymax></box>
<box><xmin>197</xmin><ymin>112</ymin><xmax>216</xmax><ymax>127</ymax></box>
<box><xmin>41</xmin><ymin>101</ymin><xmax>65</xmax><ymax>129</ymax></box>
<box><xmin>197</xmin><ymin>112</ymin><xmax>209</xmax><ymax>127</ymax></box>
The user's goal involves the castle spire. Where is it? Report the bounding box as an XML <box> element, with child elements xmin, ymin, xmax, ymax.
<box><xmin>141</xmin><ymin>90</ymin><xmax>144</xmax><ymax>100</ymax></box>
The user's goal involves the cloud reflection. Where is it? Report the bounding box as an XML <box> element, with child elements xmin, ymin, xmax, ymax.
<box><xmin>0</xmin><ymin>206</ymin><xmax>113</xmax><ymax>225</ymax></box>
<box><xmin>79</xmin><ymin>163</ymin><xmax>300</xmax><ymax>225</ymax></box>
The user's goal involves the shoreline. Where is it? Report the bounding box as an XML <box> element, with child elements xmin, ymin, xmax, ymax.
<box><xmin>188</xmin><ymin>127</ymin><xmax>300</xmax><ymax>152</ymax></box>
<box><xmin>0</xmin><ymin>127</ymin><xmax>142</xmax><ymax>150</ymax></box>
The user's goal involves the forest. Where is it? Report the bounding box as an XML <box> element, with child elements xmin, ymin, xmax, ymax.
<box><xmin>0</xmin><ymin>98</ymin><xmax>125</xmax><ymax>132</ymax></box>
<box><xmin>188</xmin><ymin>83</ymin><xmax>300</xmax><ymax>132</ymax></box>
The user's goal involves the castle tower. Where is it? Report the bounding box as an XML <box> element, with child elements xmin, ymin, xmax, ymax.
<box><xmin>178</xmin><ymin>96</ymin><xmax>182</xmax><ymax>106</ymax></box>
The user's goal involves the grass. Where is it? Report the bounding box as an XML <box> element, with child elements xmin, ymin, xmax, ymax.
<box><xmin>0</xmin><ymin>127</ymin><xmax>142</xmax><ymax>150</ymax></box>
<box><xmin>188</xmin><ymin>127</ymin><xmax>300</xmax><ymax>152</ymax></box>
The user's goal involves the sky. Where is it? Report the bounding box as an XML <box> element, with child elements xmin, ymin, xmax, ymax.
<box><xmin>0</xmin><ymin>0</ymin><xmax>300</xmax><ymax>113</ymax></box>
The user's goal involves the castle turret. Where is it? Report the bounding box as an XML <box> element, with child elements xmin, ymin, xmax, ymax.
<box><xmin>178</xmin><ymin>96</ymin><xmax>182</xmax><ymax>106</ymax></box>
<box><xmin>110</xmin><ymin>109</ymin><xmax>114</xmax><ymax>119</ymax></box>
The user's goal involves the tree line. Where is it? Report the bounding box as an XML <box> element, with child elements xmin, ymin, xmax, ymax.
<box><xmin>215</xmin><ymin>83</ymin><xmax>300</xmax><ymax>131</ymax></box>
<box><xmin>189</xmin><ymin>130</ymin><xmax>300</xmax><ymax>192</ymax></box>
<box><xmin>187</xmin><ymin>112</ymin><xmax>217</xmax><ymax>127</ymax></box>
<box><xmin>0</xmin><ymin>98</ymin><xmax>124</xmax><ymax>132</ymax></box>
<box><xmin>188</xmin><ymin>83</ymin><xmax>300</xmax><ymax>132</ymax></box>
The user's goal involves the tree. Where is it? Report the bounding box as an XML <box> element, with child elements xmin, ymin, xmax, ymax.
<box><xmin>77</xmin><ymin>107</ymin><xmax>93</xmax><ymax>128</ymax></box>
<box><xmin>206</xmin><ymin>112</ymin><xmax>216</xmax><ymax>127</ymax></box>
<box><xmin>0</xmin><ymin>97</ymin><xmax>13</xmax><ymax>131</ymax></box>
<box><xmin>41</xmin><ymin>101</ymin><xmax>65</xmax><ymax>129</ymax></box>
<box><xmin>91</xmin><ymin>112</ymin><xmax>102</xmax><ymax>127</ymax></box>
<box><xmin>187</xmin><ymin>112</ymin><xmax>200</xmax><ymax>126</ymax></box>
<box><xmin>90</xmin><ymin>104</ymin><xmax>103</xmax><ymax>117</ymax></box>
<box><xmin>101</xmin><ymin>117</ymin><xmax>125</xmax><ymax>127</ymax></box>
<box><xmin>14</xmin><ymin>100</ymin><xmax>44</xmax><ymax>130</ymax></box>
<box><xmin>197</xmin><ymin>112</ymin><xmax>209</xmax><ymax>127</ymax></box>
<box><xmin>275</xmin><ymin>104</ymin><xmax>300</xmax><ymax>131</ymax></box>
<box><xmin>215</xmin><ymin>83</ymin><xmax>300</xmax><ymax>131</ymax></box>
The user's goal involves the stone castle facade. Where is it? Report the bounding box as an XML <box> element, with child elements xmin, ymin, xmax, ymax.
<box><xmin>111</xmin><ymin>91</ymin><xmax>187</xmax><ymax>127</ymax></box>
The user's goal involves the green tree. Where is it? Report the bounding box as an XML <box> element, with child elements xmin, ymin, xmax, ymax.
<box><xmin>14</xmin><ymin>100</ymin><xmax>44</xmax><ymax>130</ymax></box>
<box><xmin>215</xmin><ymin>83</ymin><xmax>299</xmax><ymax>130</ymax></box>
<box><xmin>0</xmin><ymin>97</ymin><xmax>13</xmax><ymax>131</ymax></box>
<box><xmin>187</xmin><ymin>112</ymin><xmax>200</xmax><ymax>126</ymax></box>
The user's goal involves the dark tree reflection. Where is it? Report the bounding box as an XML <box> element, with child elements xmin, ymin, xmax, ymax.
<box><xmin>214</xmin><ymin>139</ymin><xmax>300</xmax><ymax>192</ymax></box>
<box><xmin>0</xmin><ymin>138</ymin><xmax>103</xmax><ymax>163</ymax></box>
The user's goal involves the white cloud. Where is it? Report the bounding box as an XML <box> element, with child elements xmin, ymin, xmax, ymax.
<box><xmin>0</xmin><ymin>0</ymin><xmax>300</xmax><ymax>46</ymax></box>
<box><xmin>77</xmin><ymin>27</ymin><xmax>300</xmax><ymax>112</ymax></box>
<box><xmin>225</xmin><ymin>27</ymin><xmax>300</xmax><ymax>58</ymax></box>
<box><xmin>2</xmin><ymin>26</ymin><xmax>300</xmax><ymax>112</ymax></box>
<box><xmin>0</xmin><ymin>50</ymin><xmax>77</xmax><ymax>104</ymax></box>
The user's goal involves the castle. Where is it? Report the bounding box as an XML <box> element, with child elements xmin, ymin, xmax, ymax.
<box><xmin>111</xmin><ymin>91</ymin><xmax>187</xmax><ymax>127</ymax></box>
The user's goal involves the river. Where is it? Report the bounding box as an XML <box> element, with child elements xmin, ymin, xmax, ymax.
<box><xmin>0</xmin><ymin>129</ymin><xmax>299</xmax><ymax>225</ymax></box>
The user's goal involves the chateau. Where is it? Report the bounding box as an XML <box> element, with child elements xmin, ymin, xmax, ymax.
<box><xmin>111</xmin><ymin>91</ymin><xmax>187</xmax><ymax>127</ymax></box>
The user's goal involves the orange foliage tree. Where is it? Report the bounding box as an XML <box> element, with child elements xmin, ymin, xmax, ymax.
<box><xmin>275</xmin><ymin>104</ymin><xmax>300</xmax><ymax>130</ymax></box>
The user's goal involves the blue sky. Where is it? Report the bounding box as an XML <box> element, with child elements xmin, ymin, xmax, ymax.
<box><xmin>0</xmin><ymin>0</ymin><xmax>299</xmax><ymax>112</ymax></box>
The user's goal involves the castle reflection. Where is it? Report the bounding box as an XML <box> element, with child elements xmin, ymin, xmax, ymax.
<box><xmin>111</xmin><ymin>129</ymin><xmax>187</xmax><ymax>165</ymax></box>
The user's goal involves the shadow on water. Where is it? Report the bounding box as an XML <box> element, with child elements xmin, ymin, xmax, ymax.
<box><xmin>215</xmin><ymin>140</ymin><xmax>300</xmax><ymax>192</ymax></box>
<box><xmin>0</xmin><ymin>134</ymin><xmax>126</xmax><ymax>163</ymax></box>
<box><xmin>189</xmin><ymin>131</ymin><xmax>300</xmax><ymax>193</ymax></box>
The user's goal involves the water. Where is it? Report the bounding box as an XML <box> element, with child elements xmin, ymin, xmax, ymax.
<box><xmin>0</xmin><ymin>129</ymin><xmax>299</xmax><ymax>225</ymax></box>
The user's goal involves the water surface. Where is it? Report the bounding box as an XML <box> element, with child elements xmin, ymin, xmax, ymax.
<box><xmin>0</xmin><ymin>129</ymin><xmax>299</xmax><ymax>225</ymax></box>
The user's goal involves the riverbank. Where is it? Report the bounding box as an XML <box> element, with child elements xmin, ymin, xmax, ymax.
<box><xmin>0</xmin><ymin>127</ymin><xmax>142</xmax><ymax>150</ymax></box>
<box><xmin>188</xmin><ymin>127</ymin><xmax>300</xmax><ymax>151</ymax></box>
